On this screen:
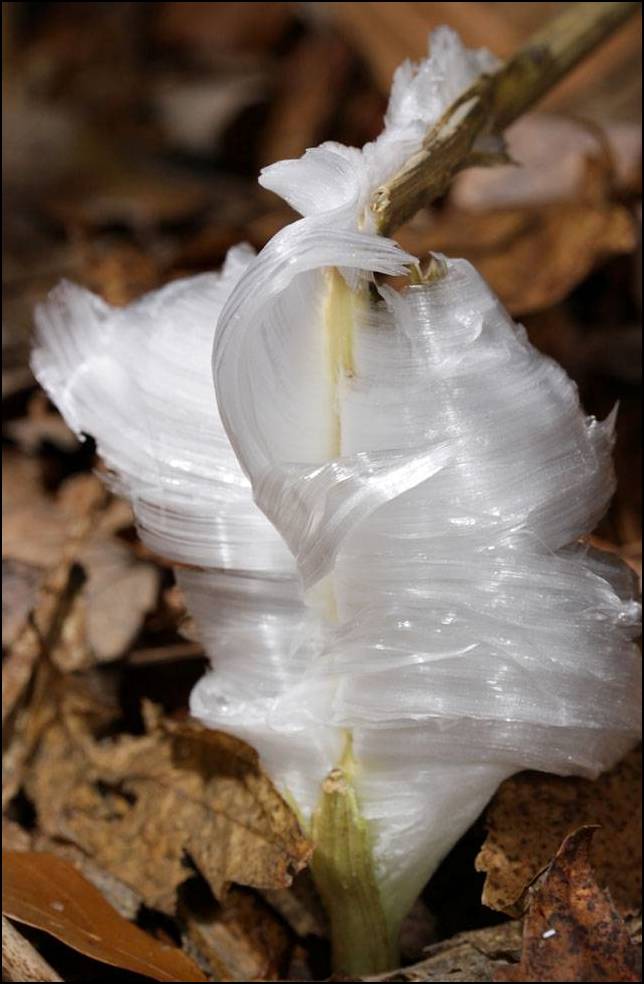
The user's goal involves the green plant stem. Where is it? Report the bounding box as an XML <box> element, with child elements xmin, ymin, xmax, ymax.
<box><xmin>310</xmin><ymin>735</ymin><xmax>398</xmax><ymax>976</ymax></box>
<box><xmin>372</xmin><ymin>1</ymin><xmax>639</xmax><ymax>237</ymax></box>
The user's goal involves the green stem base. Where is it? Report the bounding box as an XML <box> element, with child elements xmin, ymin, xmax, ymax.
<box><xmin>309</xmin><ymin>736</ymin><xmax>400</xmax><ymax>976</ymax></box>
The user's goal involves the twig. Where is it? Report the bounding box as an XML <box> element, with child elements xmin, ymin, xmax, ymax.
<box><xmin>371</xmin><ymin>1</ymin><xmax>640</xmax><ymax>236</ymax></box>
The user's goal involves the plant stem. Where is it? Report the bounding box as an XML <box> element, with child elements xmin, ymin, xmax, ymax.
<box><xmin>372</xmin><ymin>1</ymin><xmax>639</xmax><ymax>237</ymax></box>
<box><xmin>310</xmin><ymin>733</ymin><xmax>398</xmax><ymax>976</ymax></box>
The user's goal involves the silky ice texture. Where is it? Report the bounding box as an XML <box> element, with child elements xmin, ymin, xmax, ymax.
<box><xmin>33</xmin><ymin>28</ymin><xmax>641</xmax><ymax>952</ymax></box>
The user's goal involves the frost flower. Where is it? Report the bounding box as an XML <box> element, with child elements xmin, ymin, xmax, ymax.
<box><xmin>33</xmin><ymin>28</ymin><xmax>641</xmax><ymax>976</ymax></box>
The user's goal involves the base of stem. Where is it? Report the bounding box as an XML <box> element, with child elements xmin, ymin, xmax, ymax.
<box><xmin>309</xmin><ymin>735</ymin><xmax>400</xmax><ymax>976</ymax></box>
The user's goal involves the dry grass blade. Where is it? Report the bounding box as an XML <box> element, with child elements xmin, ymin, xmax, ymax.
<box><xmin>2</xmin><ymin>850</ymin><xmax>209</xmax><ymax>982</ymax></box>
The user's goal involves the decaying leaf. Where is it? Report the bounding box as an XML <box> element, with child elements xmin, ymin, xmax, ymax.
<box><xmin>477</xmin><ymin>746</ymin><xmax>642</xmax><ymax>917</ymax></box>
<box><xmin>64</xmin><ymin>535</ymin><xmax>160</xmax><ymax>667</ymax></box>
<box><xmin>493</xmin><ymin>827</ymin><xmax>641</xmax><ymax>982</ymax></box>
<box><xmin>2</xmin><ymin>462</ymin><xmax>155</xmax><ymax>800</ymax></box>
<box><xmin>2</xmin><ymin>849</ymin><xmax>208</xmax><ymax>982</ymax></box>
<box><xmin>2</xmin><ymin>558</ymin><xmax>91</xmax><ymax>806</ymax></box>
<box><xmin>2</xmin><ymin>915</ymin><xmax>63</xmax><ymax>983</ymax></box>
<box><xmin>2</xmin><ymin>450</ymin><xmax>74</xmax><ymax>571</ymax></box>
<box><xmin>25</xmin><ymin>691</ymin><xmax>312</xmax><ymax>914</ymax></box>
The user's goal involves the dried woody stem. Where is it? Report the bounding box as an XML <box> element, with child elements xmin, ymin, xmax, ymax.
<box><xmin>371</xmin><ymin>1</ymin><xmax>640</xmax><ymax>237</ymax></box>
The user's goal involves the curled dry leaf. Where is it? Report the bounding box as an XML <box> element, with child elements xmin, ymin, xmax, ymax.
<box><xmin>2</xmin><ymin>850</ymin><xmax>208</xmax><ymax>982</ymax></box>
<box><xmin>25</xmin><ymin>693</ymin><xmax>312</xmax><ymax>914</ymax></box>
<box><xmin>493</xmin><ymin>827</ymin><xmax>641</xmax><ymax>983</ymax></box>
<box><xmin>2</xmin><ymin>915</ymin><xmax>63</xmax><ymax>983</ymax></box>
<box><xmin>476</xmin><ymin>746</ymin><xmax>642</xmax><ymax>917</ymax></box>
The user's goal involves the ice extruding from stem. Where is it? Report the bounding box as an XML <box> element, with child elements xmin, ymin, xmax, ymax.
<box><xmin>213</xmin><ymin>27</ymin><xmax>642</xmax><ymax>928</ymax></box>
<box><xmin>32</xmin><ymin>25</ymin><xmax>641</xmax><ymax>950</ymax></box>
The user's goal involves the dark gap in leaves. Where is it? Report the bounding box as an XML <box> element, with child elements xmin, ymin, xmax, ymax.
<box><xmin>178</xmin><ymin>870</ymin><xmax>219</xmax><ymax>920</ymax></box>
<box><xmin>301</xmin><ymin>934</ymin><xmax>331</xmax><ymax>982</ymax></box>
<box><xmin>271</xmin><ymin>12</ymin><xmax>308</xmax><ymax>60</ymax></box>
<box><xmin>94</xmin><ymin>779</ymin><xmax>138</xmax><ymax>809</ymax></box>
<box><xmin>5</xmin><ymin>787</ymin><xmax>38</xmax><ymax>831</ymax></box>
<box><xmin>1</xmin><ymin>385</ymin><xmax>40</xmax><ymax>424</ymax></box>
<box><xmin>135</xmin><ymin>903</ymin><xmax>183</xmax><ymax>948</ymax></box>
<box><xmin>40</xmin><ymin>433</ymin><xmax>97</xmax><ymax>492</ymax></box>
<box><xmin>569</xmin><ymin>254</ymin><xmax>640</xmax><ymax>329</ymax></box>
<box><xmin>423</xmin><ymin>814</ymin><xmax>510</xmax><ymax>942</ymax></box>
<box><xmin>117</xmin><ymin>655</ymin><xmax>208</xmax><ymax>734</ymax></box>
<box><xmin>216</xmin><ymin>100</ymin><xmax>271</xmax><ymax>177</ymax></box>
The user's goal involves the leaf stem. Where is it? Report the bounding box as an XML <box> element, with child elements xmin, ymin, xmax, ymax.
<box><xmin>372</xmin><ymin>1</ymin><xmax>639</xmax><ymax>236</ymax></box>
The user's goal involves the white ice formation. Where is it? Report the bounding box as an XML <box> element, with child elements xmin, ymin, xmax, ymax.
<box><xmin>32</xmin><ymin>28</ymin><xmax>641</xmax><ymax>939</ymax></box>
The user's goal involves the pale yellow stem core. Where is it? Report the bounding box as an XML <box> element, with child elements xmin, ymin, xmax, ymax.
<box><xmin>323</xmin><ymin>267</ymin><xmax>365</xmax><ymax>458</ymax></box>
<box><xmin>309</xmin><ymin>273</ymin><xmax>399</xmax><ymax>975</ymax></box>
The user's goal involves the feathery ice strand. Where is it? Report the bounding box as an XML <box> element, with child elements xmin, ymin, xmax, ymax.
<box><xmin>32</xmin><ymin>27</ymin><xmax>641</xmax><ymax>976</ymax></box>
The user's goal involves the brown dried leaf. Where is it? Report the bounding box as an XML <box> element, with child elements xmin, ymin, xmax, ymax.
<box><xmin>3</xmin><ymin>450</ymin><xmax>160</xmax><ymax>671</ymax></box>
<box><xmin>493</xmin><ymin>827</ymin><xmax>641</xmax><ymax>982</ymax></box>
<box><xmin>477</xmin><ymin>747</ymin><xmax>642</xmax><ymax>917</ymax></box>
<box><xmin>2</xmin><ymin>850</ymin><xmax>208</xmax><ymax>982</ymax></box>
<box><xmin>63</xmin><ymin>536</ymin><xmax>160</xmax><ymax>668</ymax></box>
<box><xmin>25</xmin><ymin>694</ymin><xmax>312</xmax><ymax>914</ymax></box>
<box><xmin>2</xmin><ymin>915</ymin><xmax>63</xmax><ymax>983</ymax></box>
<box><xmin>2</xmin><ymin>553</ymin><xmax>93</xmax><ymax>805</ymax></box>
<box><xmin>2</xmin><ymin>451</ymin><xmax>71</xmax><ymax>570</ymax></box>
